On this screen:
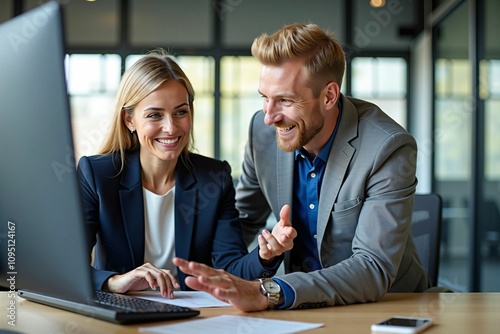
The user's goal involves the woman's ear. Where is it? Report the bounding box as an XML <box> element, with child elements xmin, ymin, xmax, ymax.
<box><xmin>122</xmin><ymin>109</ymin><xmax>134</xmax><ymax>131</ymax></box>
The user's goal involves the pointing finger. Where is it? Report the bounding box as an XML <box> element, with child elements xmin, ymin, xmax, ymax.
<box><xmin>279</xmin><ymin>204</ymin><xmax>292</xmax><ymax>226</ymax></box>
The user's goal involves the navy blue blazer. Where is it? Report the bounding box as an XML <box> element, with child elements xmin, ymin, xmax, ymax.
<box><xmin>77</xmin><ymin>149</ymin><xmax>278</xmax><ymax>290</ymax></box>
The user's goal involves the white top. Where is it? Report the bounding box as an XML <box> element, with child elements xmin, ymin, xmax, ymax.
<box><xmin>143</xmin><ymin>186</ymin><xmax>177</xmax><ymax>276</ymax></box>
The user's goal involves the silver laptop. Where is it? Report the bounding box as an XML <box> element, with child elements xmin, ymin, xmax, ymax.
<box><xmin>0</xmin><ymin>1</ymin><xmax>199</xmax><ymax>324</ymax></box>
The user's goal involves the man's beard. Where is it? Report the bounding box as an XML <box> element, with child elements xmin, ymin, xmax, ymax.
<box><xmin>276</xmin><ymin>117</ymin><xmax>323</xmax><ymax>152</ymax></box>
<box><xmin>276</xmin><ymin>104</ymin><xmax>324</xmax><ymax>152</ymax></box>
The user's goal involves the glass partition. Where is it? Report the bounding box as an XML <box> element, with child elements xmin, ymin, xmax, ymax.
<box><xmin>480</xmin><ymin>0</ymin><xmax>500</xmax><ymax>291</ymax></box>
<box><xmin>433</xmin><ymin>0</ymin><xmax>500</xmax><ymax>293</ymax></box>
<box><xmin>434</xmin><ymin>1</ymin><xmax>470</xmax><ymax>292</ymax></box>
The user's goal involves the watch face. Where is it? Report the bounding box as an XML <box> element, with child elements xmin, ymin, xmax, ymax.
<box><xmin>264</xmin><ymin>280</ymin><xmax>280</xmax><ymax>293</ymax></box>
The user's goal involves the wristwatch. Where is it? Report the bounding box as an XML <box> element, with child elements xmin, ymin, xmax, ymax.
<box><xmin>258</xmin><ymin>278</ymin><xmax>281</xmax><ymax>308</ymax></box>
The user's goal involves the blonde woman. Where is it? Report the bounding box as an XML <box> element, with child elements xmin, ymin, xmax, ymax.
<box><xmin>77</xmin><ymin>49</ymin><xmax>296</xmax><ymax>299</ymax></box>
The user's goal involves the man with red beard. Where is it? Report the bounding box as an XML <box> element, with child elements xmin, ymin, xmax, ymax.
<box><xmin>174</xmin><ymin>23</ymin><xmax>431</xmax><ymax>312</ymax></box>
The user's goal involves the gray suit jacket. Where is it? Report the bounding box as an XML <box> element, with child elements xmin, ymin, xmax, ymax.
<box><xmin>235</xmin><ymin>94</ymin><xmax>431</xmax><ymax>309</ymax></box>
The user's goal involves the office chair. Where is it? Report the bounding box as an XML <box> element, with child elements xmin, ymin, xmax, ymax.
<box><xmin>480</xmin><ymin>199</ymin><xmax>500</xmax><ymax>258</ymax></box>
<box><xmin>410</xmin><ymin>193</ymin><xmax>442</xmax><ymax>287</ymax></box>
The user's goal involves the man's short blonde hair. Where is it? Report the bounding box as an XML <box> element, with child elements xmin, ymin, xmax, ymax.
<box><xmin>251</xmin><ymin>23</ymin><xmax>345</xmax><ymax>97</ymax></box>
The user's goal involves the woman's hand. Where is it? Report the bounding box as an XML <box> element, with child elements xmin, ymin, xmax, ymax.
<box><xmin>103</xmin><ymin>262</ymin><xmax>179</xmax><ymax>298</ymax></box>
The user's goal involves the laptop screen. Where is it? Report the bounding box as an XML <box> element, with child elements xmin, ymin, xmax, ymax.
<box><xmin>0</xmin><ymin>1</ymin><xmax>95</xmax><ymax>302</ymax></box>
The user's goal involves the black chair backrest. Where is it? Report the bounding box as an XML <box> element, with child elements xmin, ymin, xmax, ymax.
<box><xmin>411</xmin><ymin>193</ymin><xmax>442</xmax><ymax>287</ymax></box>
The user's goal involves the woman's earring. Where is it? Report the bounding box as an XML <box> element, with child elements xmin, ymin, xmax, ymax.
<box><xmin>129</xmin><ymin>127</ymin><xmax>135</xmax><ymax>133</ymax></box>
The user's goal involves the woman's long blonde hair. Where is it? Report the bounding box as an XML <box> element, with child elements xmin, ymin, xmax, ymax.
<box><xmin>99</xmin><ymin>49</ymin><xmax>195</xmax><ymax>170</ymax></box>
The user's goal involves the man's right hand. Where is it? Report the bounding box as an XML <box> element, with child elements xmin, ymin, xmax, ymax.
<box><xmin>173</xmin><ymin>257</ymin><xmax>269</xmax><ymax>312</ymax></box>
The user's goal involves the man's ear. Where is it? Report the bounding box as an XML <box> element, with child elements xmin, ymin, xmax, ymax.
<box><xmin>324</xmin><ymin>81</ymin><xmax>340</xmax><ymax>110</ymax></box>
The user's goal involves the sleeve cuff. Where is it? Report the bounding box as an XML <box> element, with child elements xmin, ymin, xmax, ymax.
<box><xmin>273</xmin><ymin>278</ymin><xmax>294</xmax><ymax>309</ymax></box>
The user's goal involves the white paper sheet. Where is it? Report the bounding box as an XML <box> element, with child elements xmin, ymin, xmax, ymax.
<box><xmin>128</xmin><ymin>290</ymin><xmax>231</xmax><ymax>308</ymax></box>
<box><xmin>140</xmin><ymin>315</ymin><xmax>324</xmax><ymax>334</ymax></box>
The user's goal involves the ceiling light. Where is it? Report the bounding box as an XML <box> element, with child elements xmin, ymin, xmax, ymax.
<box><xmin>370</xmin><ymin>0</ymin><xmax>386</xmax><ymax>8</ymax></box>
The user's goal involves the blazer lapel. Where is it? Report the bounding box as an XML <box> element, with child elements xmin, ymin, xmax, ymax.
<box><xmin>174</xmin><ymin>158</ymin><xmax>197</xmax><ymax>261</ymax></box>
<box><xmin>277</xmin><ymin>147</ymin><xmax>294</xmax><ymax>219</ymax></box>
<box><xmin>316</xmin><ymin>95</ymin><xmax>357</xmax><ymax>250</ymax></box>
<box><xmin>276</xmin><ymin>144</ymin><xmax>294</xmax><ymax>273</ymax></box>
<box><xmin>119</xmin><ymin>150</ymin><xmax>145</xmax><ymax>269</ymax></box>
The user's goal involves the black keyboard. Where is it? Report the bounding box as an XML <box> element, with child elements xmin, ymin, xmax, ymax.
<box><xmin>94</xmin><ymin>290</ymin><xmax>192</xmax><ymax>313</ymax></box>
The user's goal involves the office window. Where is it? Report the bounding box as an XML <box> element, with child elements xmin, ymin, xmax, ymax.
<box><xmin>67</xmin><ymin>54</ymin><xmax>121</xmax><ymax>159</ymax></box>
<box><xmin>434</xmin><ymin>59</ymin><xmax>471</xmax><ymax>180</ymax></box>
<box><xmin>351</xmin><ymin>57</ymin><xmax>407</xmax><ymax>127</ymax></box>
<box><xmin>483</xmin><ymin>60</ymin><xmax>500</xmax><ymax>180</ymax></box>
<box><xmin>220</xmin><ymin>56</ymin><xmax>262</xmax><ymax>177</ymax></box>
<box><xmin>176</xmin><ymin>56</ymin><xmax>215</xmax><ymax>158</ymax></box>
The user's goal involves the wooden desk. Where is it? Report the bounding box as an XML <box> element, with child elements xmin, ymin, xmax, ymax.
<box><xmin>1</xmin><ymin>292</ymin><xmax>499</xmax><ymax>333</ymax></box>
